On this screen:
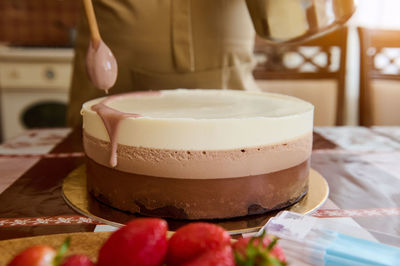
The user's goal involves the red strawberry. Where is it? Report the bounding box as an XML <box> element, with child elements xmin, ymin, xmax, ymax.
<box><xmin>183</xmin><ymin>246</ymin><xmax>235</xmax><ymax>266</ymax></box>
<box><xmin>97</xmin><ymin>218</ymin><xmax>168</xmax><ymax>266</ymax></box>
<box><xmin>8</xmin><ymin>245</ymin><xmax>56</xmax><ymax>266</ymax></box>
<box><xmin>61</xmin><ymin>255</ymin><xmax>94</xmax><ymax>266</ymax></box>
<box><xmin>166</xmin><ymin>222</ymin><xmax>231</xmax><ymax>266</ymax></box>
<box><xmin>232</xmin><ymin>233</ymin><xmax>286</xmax><ymax>266</ymax></box>
<box><xmin>8</xmin><ymin>236</ymin><xmax>73</xmax><ymax>266</ymax></box>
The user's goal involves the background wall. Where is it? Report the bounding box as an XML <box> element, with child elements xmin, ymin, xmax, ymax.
<box><xmin>0</xmin><ymin>0</ymin><xmax>81</xmax><ymax>47</ymax></box>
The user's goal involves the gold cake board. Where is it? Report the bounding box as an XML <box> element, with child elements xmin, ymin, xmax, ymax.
<box><xmin>62</xmin><ymin>165</ymin><xmax>329</xmax><ymax>235</ymax></box>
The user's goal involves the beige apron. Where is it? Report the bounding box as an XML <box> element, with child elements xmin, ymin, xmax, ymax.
<box><xmin>68</xmin><ymin>0</ymin><xmax>258</xmax><ymax>127</ymax></box>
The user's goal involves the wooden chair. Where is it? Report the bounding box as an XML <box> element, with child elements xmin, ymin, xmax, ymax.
<box><xmin>253</xmin><ymin>26</ymin><xmax>348</xmax><ymax>126</ymax></box>
<box><xmin>358</xmin><ymin>27</ymin><xmax>400</xmax><ymax>126</ymax></box>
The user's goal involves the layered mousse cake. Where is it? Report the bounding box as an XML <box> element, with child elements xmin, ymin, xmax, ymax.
<box><xmin>81</xmin><ymin>89</ymin><xmax>314</xmax><ymax>219</ymax></box>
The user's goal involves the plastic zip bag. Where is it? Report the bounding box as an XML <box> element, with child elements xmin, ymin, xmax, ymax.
<box><xmin>258</xmin><ymin>211</ymin><xmax>400</xmax><ymax>266</ymax></box>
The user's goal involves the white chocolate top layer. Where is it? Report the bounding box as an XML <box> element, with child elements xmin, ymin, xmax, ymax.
<box><xmin>81</xmin><ymin>89</ymin><xmax>314</xmax><ymax>150</ymax></box>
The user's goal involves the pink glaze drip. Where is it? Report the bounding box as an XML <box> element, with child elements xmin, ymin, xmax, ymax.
<box><xmin>86</xmin><ymin>40</ymin><xmax>118</xmax><ymax>93</ymax></box>
<box><xmin>91</xmin><ymin>91</ymin><xmax>162</xmax><ymax>167</ymax></box>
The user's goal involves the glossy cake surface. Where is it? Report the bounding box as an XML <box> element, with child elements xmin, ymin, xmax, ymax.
<box><xmin>81</xmin><ymin>89</ymin><xmax>314</xmax><ymax>219</ymax></box>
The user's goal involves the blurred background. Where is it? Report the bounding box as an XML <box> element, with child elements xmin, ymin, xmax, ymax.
<box><xmin>1</xmin><ymin>0</ymin><xmax>400</xmax><ymax>142</ymax></box>
<box><xmin>0</xmin><ymin>0</ymin><xmax>80</xmax><ymax>142</ymax></box>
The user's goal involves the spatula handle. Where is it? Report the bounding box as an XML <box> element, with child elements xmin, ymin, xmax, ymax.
<box><xmin>83</xmin><ymin>0</ymin><xmax>101</xmax><ymax>48</ymax></box>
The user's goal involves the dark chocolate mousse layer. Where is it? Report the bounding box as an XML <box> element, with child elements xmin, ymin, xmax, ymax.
<box><xmin>86</xmin><ymin>158</ymin><xmax>309</xmax><ymax>220</ymax></box>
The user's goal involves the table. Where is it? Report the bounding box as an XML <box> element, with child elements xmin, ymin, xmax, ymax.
<box><xmin>0</xmin><ymin>127</ymin><xmax>399</xmax><ymax>243</ymax></box>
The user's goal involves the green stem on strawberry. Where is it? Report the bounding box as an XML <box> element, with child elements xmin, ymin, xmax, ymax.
<box><xmin>267</xmin><ymin>238</ymin><xmax>278</xmax><ymax>251</ymax></box>
<box><xmin>53</xmin><ymin>237</ymin><xmax>71</xmax><ymax>266</ymax></box>
<box><xmin>233</xmin><ymin>231</ymin><xmax>287</xmax><ymax>266</ymax></box>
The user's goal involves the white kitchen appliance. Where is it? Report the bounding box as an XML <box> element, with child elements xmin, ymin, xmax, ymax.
<box><xmin>0</xmin><ymin>46</ymin><xmax>74</xmax><ymax>141</ymax></box>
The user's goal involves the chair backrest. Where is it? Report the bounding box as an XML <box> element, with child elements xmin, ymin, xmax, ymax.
<box><xmin>358</xmin><ymin>26</ymin><xmax>400</xmax><ymax>126</ymax></box>
<box><xmin>253</xmin><ymin>26</ymin><xmax>348</xmax><ymax>126</ymax></box>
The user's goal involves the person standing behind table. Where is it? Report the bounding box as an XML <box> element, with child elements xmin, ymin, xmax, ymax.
<box><xmin>67</xmin><ymin>0</ymin><xmax>260</xmax><ymax>128</ymax></box>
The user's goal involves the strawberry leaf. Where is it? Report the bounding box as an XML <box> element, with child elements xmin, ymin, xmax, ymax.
<box><xmin>267</xmin><ymin>237</ymin><xmax>278</xmax><ymax>251</ymax></box>
<box><xmin>52</xmin><ymin>237</ymin><xmax>71</xmax><ymax>266</ymax></box>
<box><xmin>234</xmin><ymin>232</ymin><xmax>287</xmax><ymax>266</ymax></box>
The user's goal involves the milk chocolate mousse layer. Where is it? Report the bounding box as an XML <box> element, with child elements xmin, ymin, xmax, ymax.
<box><xmin>83</xmin><ymin>131</ymin><xmax>312</xmax><ymax>179</ymax></box>
<box><xmin>86</xmin><ymin>158</ymin><xmax>309</xmax><ymax>220</ymax></box>
<box><xmin>81</xmin><ymin>89</ymin><xmax>314</xmax><ymax>219</ymax></box>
